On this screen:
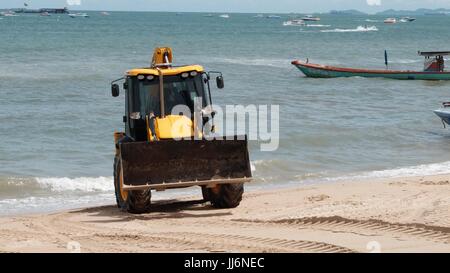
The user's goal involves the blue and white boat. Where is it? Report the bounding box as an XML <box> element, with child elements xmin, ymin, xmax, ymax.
<box><xmin>434</xmin><ymin>103</ymin><xmax>450</xmax><ymax>126</ymax></box>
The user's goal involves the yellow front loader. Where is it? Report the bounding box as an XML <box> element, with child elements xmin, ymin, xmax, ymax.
<box><xmin>111</xmin><ymin>47</ymin><xmax>252</xmax><ymax>213</ymax></box>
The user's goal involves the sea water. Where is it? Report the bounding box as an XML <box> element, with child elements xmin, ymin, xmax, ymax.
<box><xmin>1</xmin><ymin>12</ymin><xmax>450</xmax><ymax>215</ymax></box>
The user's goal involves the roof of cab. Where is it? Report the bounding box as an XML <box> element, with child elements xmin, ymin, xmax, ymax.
<box><xmin>418</xmin><ymin>51</ymin><xmax>450</xmax><ymax>56</ymax></box>
<box><xmin>126</xmin><ymin>65</ymin><xmax>204</xmax><ymax>76</ymax></box>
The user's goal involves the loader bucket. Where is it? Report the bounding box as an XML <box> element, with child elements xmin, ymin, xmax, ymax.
<box><xmin>119</xmin><ymin>137</ymin><xmax>252</xmax><ymax>190</ymax></box>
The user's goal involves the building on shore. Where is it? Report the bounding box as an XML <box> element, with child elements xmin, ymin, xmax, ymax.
<box><xmin>13</xmin><ymin>8</ymin><xmax>69</xmax><ymax>14</ymax></box>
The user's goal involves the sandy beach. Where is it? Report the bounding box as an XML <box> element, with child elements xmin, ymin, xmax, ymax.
<box><xmin>0</xmin><ymin>174</ymin><xmax>449</xmax><ymax>253</ymax></box>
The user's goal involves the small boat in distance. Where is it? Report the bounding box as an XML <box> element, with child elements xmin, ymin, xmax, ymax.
<box><xmin>40</xmin><ymin>12</ymin><xmax>51</xmax><ymax>16</ymax></box>
<box><xmin>384</xmin><ymin>18</ymin><xmax>397</xmax><ymax>24</ymax></box>
<box><xmin>100</xmin><ymin>11</ymin><xmax>110</xmax><ymax>16</ymax></box>
<box><xmin>69</xmin><ymin>12</ymin><xmax>89</xmax><ymax>18</ymax></box>
<box><xmin>301</xmin><ymin>15</ymin><xmax>320</xmax><ymax>21</ymax></box>
<box><xmin>283</xmin><ymin>19</ymin><xmax>305</xmax><ymax>26</ymax></box>
<box><xmin>292</xmin><ymin>51</ymin><xmax>450</xmax><ymax>80</ymax></box>
<box><xmin>266</xmin><ymin>15</ymin><xmax>281</xmax><ymax>19</ymax></box>
<box><xmin>219</xmin><ymin>14</ymin><xmax>230</xmax><ymax>19</ymax></box>
<box><xmin>1</xmin><ymin>11</ymin><xmax>19</xmax><ymax>17</ymax></box>
<box><xmin>400</xmin><ymin>17</ymin><xmax>416</xmax><ymax>22</ymax></box>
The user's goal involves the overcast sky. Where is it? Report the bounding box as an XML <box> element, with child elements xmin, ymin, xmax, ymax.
<box><xmin>2</xmin><ymin>0</ymin><xmax>450</xmax><ymax>13</ymax></box>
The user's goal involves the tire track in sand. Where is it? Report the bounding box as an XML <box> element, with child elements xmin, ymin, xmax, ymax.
<box><xmin>31</xmin><ymin>213</ymin><xmax>355</xmax><ymax>253</ymax></box>
<box><xmin>233</xmin><ymin>216</ymin><xmax>450</xmax><ymax>244</ymax></box>
<box><xmin>153</xmin><ymin>232</ymin><xmax>355</xmax><ymax>253</ymax></box>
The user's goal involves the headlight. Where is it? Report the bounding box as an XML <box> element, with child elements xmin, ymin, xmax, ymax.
<box><xmin>181</xmin><ymin>72</ymin><xmax>189</xmax><ymax>78</ymax></box>
<box><xmin>137</xmin><ymin>75</ymin><xmax>145</xmax><ymax>80</ymax></box>
<box><xmin>190</xmin><ymin>71</ymin><xmax>198</xmax><ymax>77</ymax></box>
<box><xmin>130</xmin><ymin>112</ymin><xmax>141</xmax><ymax>120</ymax></box>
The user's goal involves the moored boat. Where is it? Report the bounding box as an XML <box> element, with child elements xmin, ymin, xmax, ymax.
<box><xmin>384</xmin><ymin>18</ymin><xmax>397</xmax><ymax>24</ymax></box>
<box><xmin>434</xmin><ymin>103</ymin><xmax>450</xmax><ymax>127</ymax></box>
<box><xmin>292</xmin><ymin>51</ymin><xmax>450</xmax><ymax>80</ymax></box>
<box><xmin>400</xmin><ymin>17</ymin><xmax>416</xmax><ymax>22</ymax></box>
<box><xmin>1</xmin><ymin>11</ymin><xmax>19</xmax><ymax>17</ymax></box>
<box><xmin>301</xmin><ymin>15</ymin><xmax>320</xmax><ymax>21</ymax></box>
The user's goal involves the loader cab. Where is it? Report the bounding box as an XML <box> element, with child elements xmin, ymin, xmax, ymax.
<box><xmin>122</xmin><ymin>66</ymin><xmax>222</xmax><ymax>141</ymax></box>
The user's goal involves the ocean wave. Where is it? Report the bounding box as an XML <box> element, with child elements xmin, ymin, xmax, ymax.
<box><xmin>306</xmin><ymin>24</ymin><xmax>331</xmax><ymax>27</ymax></box>
<box><xmin>36</xmin><ymin>177</ymin><xmax>113</xmax><ymax>192</ymax></box>
<box><xmin>321</xmin><ymin>26</ymin><xmax>378</xmax><ymax>33</ymax></box>
<box><xmin>0</xmin><ymin>176</ymin><xmax>113</xmax><ymax>193</ymax></box>
<box><xmin>328</xmin><ymin>161</ymin><xmax>450</xmax><ymax>182</ymax></box>
<box><xmin>365</xmin><ymin>19</ymin><xmax>380</xmax><ymax>22</ymax></box>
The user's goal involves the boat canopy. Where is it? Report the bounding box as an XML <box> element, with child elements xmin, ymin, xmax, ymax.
<box><xmin>418</xmin><ymin>51</ymin><xmax>447</xmax><ymax>72</ymax></box>
<box><xmin>418</xmin><ymin>51</ymin><xmax>450</xmax><ymax>56</ymax></box>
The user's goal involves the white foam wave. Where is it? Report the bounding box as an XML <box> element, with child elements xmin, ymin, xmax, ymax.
<box><xmin>306</xmin><ymin>24</ymin><xmax>331</xmax><ymax>27</ymax></box>
<box><xmin>365</xmin><ymin>19</ymin><xmax>380</xmax><ymax>22</ymax></box>
<box><xmin>329</xmin><ymin>161</ymin><xmax>450</xmax><ymax>182</ymax></box>
<box><xmin>321</xmin><ymin>26</ymin><xmax>378</xmax><ymax>33</ymax></box>
<box><xmin>283</xmin><ymin>21</ymin><xmax>304</xmax><ymax>26</ymax></box>
<box><xmin>35</xmin><ymin>176</ymin><xmax>113</xmax><ymax>192</ymax></box>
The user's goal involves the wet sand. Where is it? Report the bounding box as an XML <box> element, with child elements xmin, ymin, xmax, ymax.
<box><xmin>0</xmin><ymin>174</ymin><xmax>449</xmax><ymax>253</ymax></box>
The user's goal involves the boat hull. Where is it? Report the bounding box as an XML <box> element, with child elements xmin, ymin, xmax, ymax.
<box><xmin>434</xmin><ymin>109</ymin><xmax>450</xmax><ymax>126</ymax></box>
<box><xmin>292</xmin><ymin>61</ymin><xmax>450</xmax><ymax>80</ymax></box>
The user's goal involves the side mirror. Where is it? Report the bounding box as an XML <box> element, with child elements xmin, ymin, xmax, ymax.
<box><xmin>216</xmin><ymin>76</ymin><xmax>224</xmax><ymax>89</ymax></box>
<box><xmin>111</xmin><ymin>84</ymin><xmax>120</xmax><ymax>97</ymax></box>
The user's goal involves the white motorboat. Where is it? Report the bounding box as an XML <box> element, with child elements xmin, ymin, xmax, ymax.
<box><xmin>301</xmin><ymin>15</ymin><xmax>320</xmax><ymax>21</ymax></box>
<box><xmin>384</xmin><ymin>18</ymin><xmax>397</xmax><ymax>24</ymax></box>
<box><xmin>69</xmin><ymin>13</ymin><xmax>89</xmax><ymax>18</ymax></box>
<box><xmin>400</xmin><ymin>17</ymin><xmax>416</xmax><ymax>22</ymax></box>
<box><xmin>1</xmin><ymin>11</ymin><xmax>19</xmax><ymax>17</ymax></box>
<box><xmin>434</xmin><ymin>102</ymin><xmax>450</xmax><ymax>127</ymax></box>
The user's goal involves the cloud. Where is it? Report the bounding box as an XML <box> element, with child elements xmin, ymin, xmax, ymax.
<box><xmin>366</xmin><ymin>0</ymin><xmax>381</xmax><ymax>6</ymax></box>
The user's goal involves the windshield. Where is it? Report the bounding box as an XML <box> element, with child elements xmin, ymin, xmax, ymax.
<box><xmin>133</xmin><ymin>74</ymin><xmax>210</xmax><ymax>118</ymax></box>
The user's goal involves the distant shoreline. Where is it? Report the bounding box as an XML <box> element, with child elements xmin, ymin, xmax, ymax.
<box><xmin>1</xmin><ymin>8</ymin><xmax>450</xmax><ymax>16</ymax></box>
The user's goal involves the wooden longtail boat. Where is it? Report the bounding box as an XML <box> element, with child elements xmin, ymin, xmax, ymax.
<box><xmin>292</xmin><ymin>51</ymin><xmax>450</xmax><ymax>80</ymax></box>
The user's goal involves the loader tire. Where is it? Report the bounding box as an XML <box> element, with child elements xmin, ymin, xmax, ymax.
<box><xmin>114</xmin><ymin>156</ymin><xmax>151</xmax><ymax>214</ymax></box>
<box><xmin>207</xmin><ymin>183</ymin><xmax>244</xmax><ymax>208</ymax></box>
<box><xmin>201</xmin><ymin>186</ymin><xmax>210</xmax><ymax>201</ymax></box>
